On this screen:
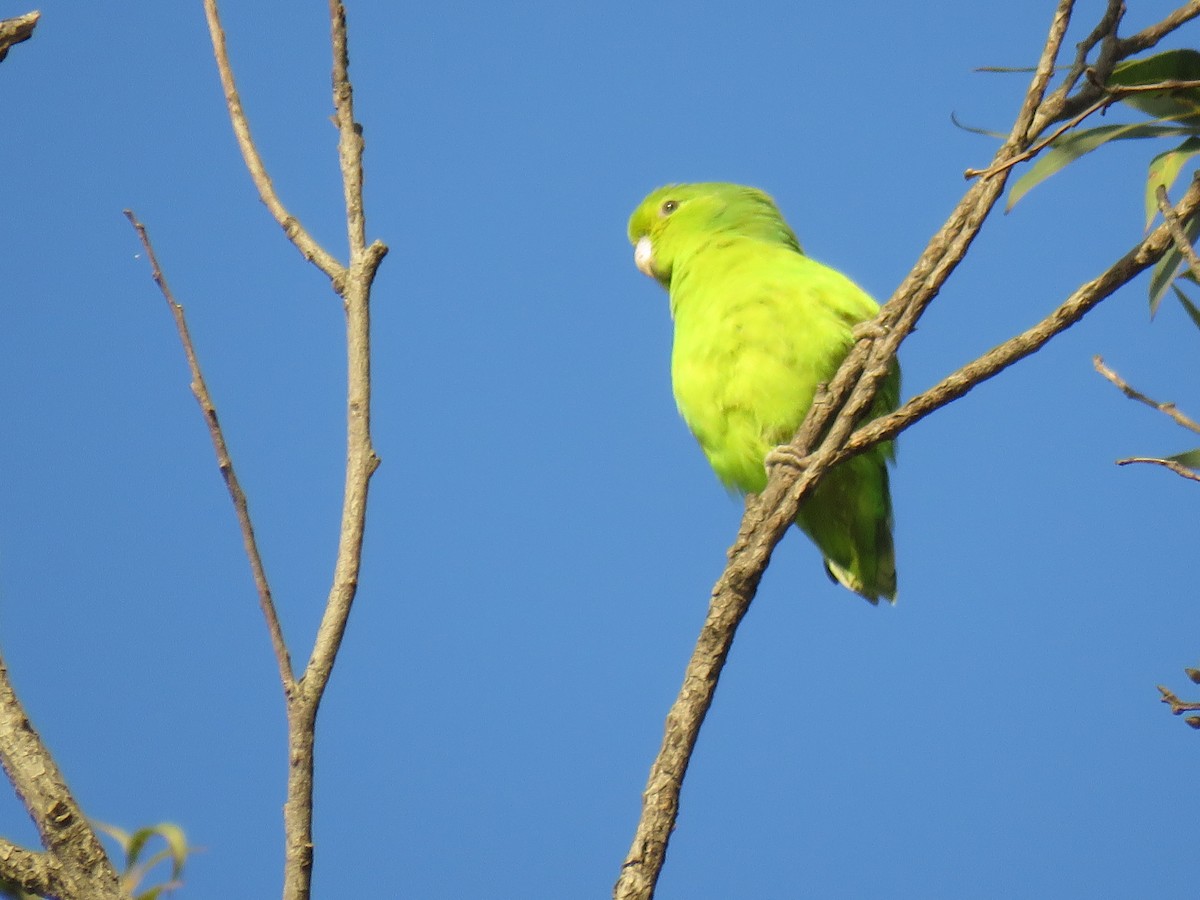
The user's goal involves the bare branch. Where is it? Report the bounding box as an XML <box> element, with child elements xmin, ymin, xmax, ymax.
<box><xmin>0</xmin><ymin>838</ymin><xmax>70</xmax><ymax>899</ymax></box>
<box><xmin>199</xmin><ymin>5</ymin><xmax>386</xmax><ymax>900</ymax></box>
<box><xmin>1043</xmin><ymin>0</ymin><xmax>1124</xmax><ymax>109</ymax></box>
<box><xmin>329</xmin><ymin>0</ymin><xmax>368</xmax><ymax>257</ymax></box>
<box><xmin>1094</xmin><ymin>354</ymin><xmax>1200</xmax><ymax>434</ymax></box>
<box><xmin>302</xmin><ymin>0</ymin><xmax>385</xmax><ymax>698</ymax></box>
<box><xmin>1118</xmin><ymin>0</ymin><xmax>1200</xmax><ymax>56</ymax></box>
<box><xmin>842</xmin><ymin>178</ymin><xmax>1200</xmax><ymax>456</ymax></box>
<box><xmin>965</xmin><ymin>92</ymin><xmax>1110</xmax><ymax>179</ymax></box>
<box><xmin>968</xmin><ymin>75</ymin><xmax>1200</xmax><ymax>182</ymax></box>
<box><xmin>1115</xmin><ymin>456</ymin><xmax>1200</xmax><ymax>481</ymax></box>
<box><xmin>123</xmin><ymin>210</ymin><xmax>296</xmax><ymax>695</ymax></box>
<box><xmin>0</xmin><ymin>11</ymin><xmax>38</xmax><ymax>64</ymax></box>
<box><xmin>202</xmin><ymin>0</ymin><xmax>345</xmax><ymax>286</ymax></box>
<box><xmin>1159</xmin><ymin>684</ymin><xmax>1200</xmax><ymax>714</ymax></box>
<box><xmin>0</xmin><ymin>653</ymin><xmax>125</xmax><ymax>899</ymax></box>
<box><xmin>1155</xmin><ymin>183</ymin><xmax>1200</xmax><ymax>285</ymax></box>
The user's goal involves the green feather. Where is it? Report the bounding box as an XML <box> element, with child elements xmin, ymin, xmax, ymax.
<box><xmin>629</xmin><ymin>183</ymin><xmax>898</xmax><ymax>604</ymax></box>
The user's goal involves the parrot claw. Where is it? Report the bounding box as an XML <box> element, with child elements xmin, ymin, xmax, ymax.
<box><xmin>852</xmin><ymin>319</ymin><xmax>889</xmax><ymax>342</ymax></box>
<box><xmin>765</xmin><ymin>443</ymin><xmax>808</xmax><ymax>475</ymax></box>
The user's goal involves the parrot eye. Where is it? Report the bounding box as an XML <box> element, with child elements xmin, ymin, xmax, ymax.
<box><xmin>660</xmin><ymin>199</ymin><xmax>679</xmax><ymax>216</ymax></box>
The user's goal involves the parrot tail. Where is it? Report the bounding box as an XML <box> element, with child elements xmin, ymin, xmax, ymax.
<box><xmin>799</xmin><ymin>452</ymin><xmax>897</xmax><ymax>605</ymax></box>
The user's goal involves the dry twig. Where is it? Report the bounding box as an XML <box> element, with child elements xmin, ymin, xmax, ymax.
<box><xmin>1156</xmin><ymin>184</ymin><xmax>1200</xmax><ymax>284</ymax></box>
<box><xmin>1158</xmin><ymin>685</ymin><xmax>1200</xmax><ymax>714</ymax></box>
<box><xmin>966</xmin><ymin>77</ymin><xmax>1200</xmax><ymax>181</ymax></box>
<box><xmin>1115</xmin><ymin>456</ymin><xmax>1200</xmax><ymax>480</ymax></box>
<box><xmin>1094</xmin><ymin>355</ymin><xmax>1200</xmax><ymax>434</ymax></box>
<box><xmin>123</xmin><ymin>210</ymin><xmax>294</xmax><ymax>689</ymax></box>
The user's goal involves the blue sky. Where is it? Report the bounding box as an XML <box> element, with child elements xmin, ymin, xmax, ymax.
<box><xmin>3</xmin><ymin>1</ymin><xmax>1199</xmax><ymax>897</ymax></box>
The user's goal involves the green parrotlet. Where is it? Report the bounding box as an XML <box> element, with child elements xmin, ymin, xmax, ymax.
<box><xmin>628</xmin><ymin>182</ymin><xmax>898</xmax><ymax>603</ymax></box>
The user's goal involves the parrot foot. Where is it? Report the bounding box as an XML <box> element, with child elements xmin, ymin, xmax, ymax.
<box><xmin>765</xmin><ymin>443</ymin><xmax>808</xmax><ymax>476</ymax></box>
<box><xmin>852</xmin><ymin>319</ymin><xmax>889</xmax><ymax>342</ymax></box>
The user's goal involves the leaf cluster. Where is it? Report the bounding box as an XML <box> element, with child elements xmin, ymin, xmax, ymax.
<box><xmin>1008</xmin><ymin>48</ymin><xmax>1200</xmax><ymax>321</ymax></box>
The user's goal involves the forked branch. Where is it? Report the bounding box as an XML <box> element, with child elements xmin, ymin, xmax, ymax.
<box><xmin>614</xmin><ymin>2</ymin><xmax>1200</xmax><ymax>897</ymax></box>
<box><xmin>125</xmin><ymin>5</ymin><xmax>388</xmax><ymax>900</ymax></box>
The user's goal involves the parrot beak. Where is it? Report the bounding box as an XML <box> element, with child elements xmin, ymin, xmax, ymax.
<box><xmin>634</xmin><ymin>236</ymin><xmax>656</xmax><ymax>279</ymax></box>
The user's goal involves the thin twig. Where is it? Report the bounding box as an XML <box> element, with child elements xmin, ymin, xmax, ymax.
<box><xmin>1118</xmin><ymin>0</ymin><xmax>1200</xmax><ymax>56</ymax></box>
<box><xmin>1116</xmin><ymin>456</ymin><xmax>1200</xmax><ymax>481</ymax></box>
<box><xmin>964</xmin><ymin>91</ymin><xmax>1113</xmax><ymax>179</ymax></box>
<box><xmin>1112</xmin><ymin>76</ymin><xmax>1200</xmax><ymax>93</ymax></box>
<box><xmin>329</xmin><ymin>0</ymin><xmax>367</xmax><ymax>261</ymax></box>
<box><xmin>1159</xmin><ymin>685</ymin><xmax>1200</xmax><ymax>713</ymax></box>
<box><xmin>1094</xmin><ymin>354</ymin><xmax>1200</xmax><ymax>434</ymax></box>
<box><xmin>202</xmin><ymin>0</ymin><xmax>345</xmax><ymax>286</ymax></box>
<box><xmin>1155</xmin><ymin>183</ymin><xmax>1200</xmax><ymax>284</ymax></box>
<box><xmin>965</xmin><ymin>75</ymin><xmax>1200</xmax><ymax>181</ymax></box>
<box><xmin>832</xmin><ymin>179</ymin><xmax>1200</xmax><ymax>465</ymax></box>
<box><xmin>1041</xmin><ymin>0</ymin><xmax>1124</xmax><ymax>110</ymax></box>
<box><xmin>123</xmin><ymin>210</ymin><xmax>295</xmax><ymax>694</ymax></box>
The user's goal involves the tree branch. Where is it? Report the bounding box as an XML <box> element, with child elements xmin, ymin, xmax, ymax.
<box><xmin>1094</xmin><ymin>355</ymin><xmax>1200</xmax><ymax>435</ymax></box>
<box><xmin>1115</xmin><ymin>455</ymin><xmax>1200</xmax><ymax>481</ymax></box>
<box><xmin>1040</xmin><ymin>0</ymin><xmax>1124</xmax><ymax>112</ymax></box>
<box><xmin>0</xmin><ymin>652</ymin><xmax>125</xmax><ymax>899</ymax></box>
<box><xmin>1118</xmin><ymin>0</ymin><xmax>1200</xmax><ymax>56</ymax></box>
<box><xmin>0</xmin><ymin>11</ymin><xmax>38</xmax><ymax>64</ymax></box>
<box><xmin>0</xmin><ymin>838</ymin><xmax>69</xmax><ymax>899</ymax></box>
<box><xmin>615</xmin><ymin>2</ymin><xmax>1200</xmax><ymax>896</ymax></box>
<box><xmin>202</xmin><ymin>0</ymin><xmax>346</xmax><ymax>286</ymax></box>
<box><xmin>841</xmin><ymin>177</ymin><xmax>1200</xmax><ymax>457</ymax></box>
<box><xmin>1093</xmin><ymin>354</ymin><xmax>1200</xmax><ymax>483</ymax></box>
<box><xmin>1045</xmin><ymin>0</ymin><xmax>1200</xmax><ymax>129</ymax></box>
<box><xmin>123</xmin><ymin>211</ymin><xmax>295</xmax><ymax>695</ymax></box>
<box><xmin>197</xmin><ymin>4</ymin><xmax>386</xmax><ymax>900</ymax></box>
<box><xmin>1156</xmin><ymin>183</ymin><xmax>1200</xmax><ymax>284</ymax></box>
<box><xmin>302</xmin><ymin>0</ymin><xmax>385</xmax><ymax>701</ymax></box>
<box><xmin>1159</xmin><ymin>685</ymin><xmax>1200</xmax><ymax>715</ymax></box>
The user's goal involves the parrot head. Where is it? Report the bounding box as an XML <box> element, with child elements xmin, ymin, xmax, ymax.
<box><xmin>627</xmin><ymin>182</ymin><xmax>803</xmax><ymax>288</ymax></box>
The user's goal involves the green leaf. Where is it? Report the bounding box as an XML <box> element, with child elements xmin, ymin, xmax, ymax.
<box><xmin>950</xmin><ymin>111</ymin><xmax>1006</xmax><ymax>139</ymax></box>
<box><xmin>1149</xmin><ymin>211</ymin><xmax>1200</xmax><ymax>315</ymax></box>
<box><xmin>93</xmin><ymin>820</ymin><xmax>134</xmax><ymax>863</ymax></box>
<box><xmin>1172</xmin><ymin>284</ymin><xmax>1200</xmax><ymax>331</ymax></box>
<box><xmin>1111</xmin><ymin>49</ymin><xmax>1200</xmax><ymax>125</ymax></box>
<box><xmin>1144</xmin><ymin>136</ymin><xmax>1200</xmax><ymax>227</ymax></box>
<box><xmin>1167</xmin><ymin>448</ymin><xmax>1200</xmax><ymax>473</ymax></box>
<box><xmin>126</xmin><ymin>823</ymin><xmax>189</xmax><ymax>881</ymax></box>
<box><xmin>1008</xmin><ymin>122</ymin><xmax>1194</xmax><ymax>210</ymax></box>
